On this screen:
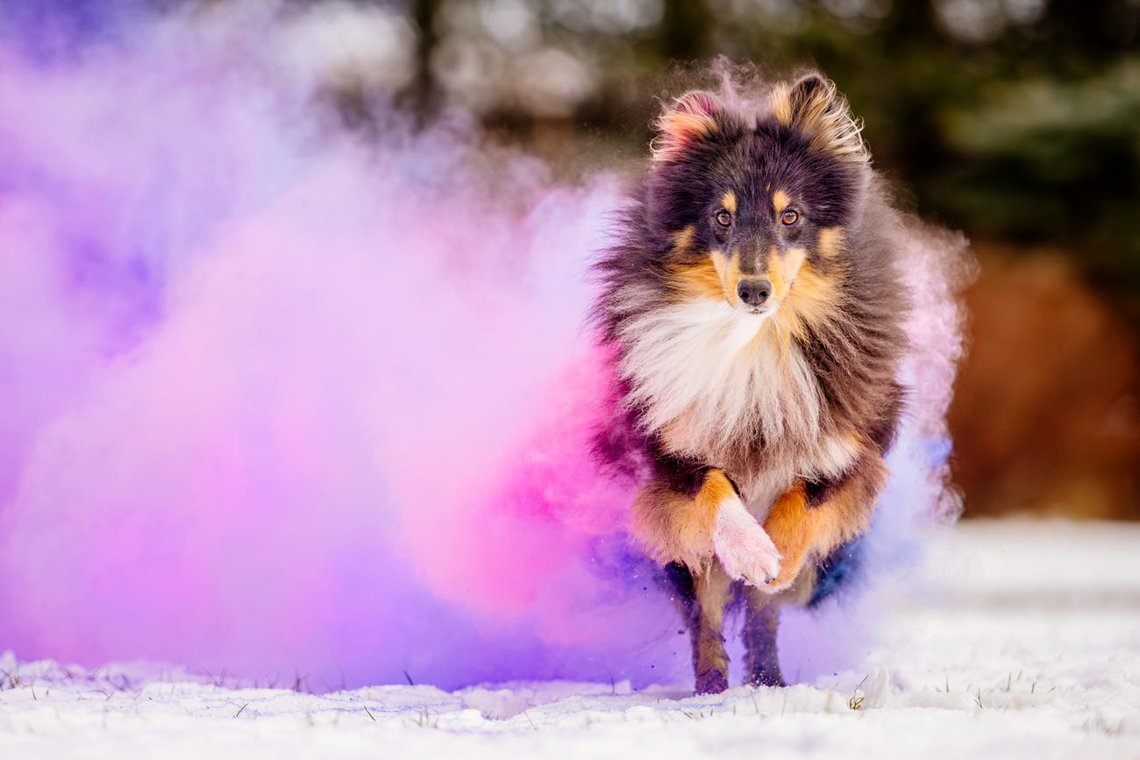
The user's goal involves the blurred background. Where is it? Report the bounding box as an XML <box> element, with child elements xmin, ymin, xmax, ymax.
<box><xmin>9</xmin><ymin>0</ymin><xmax>1139</xmax><ymax>520</ymax></box>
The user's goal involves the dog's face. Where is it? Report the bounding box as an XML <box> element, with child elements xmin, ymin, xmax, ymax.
<box><xmin>647</xmin><ymin>75</ymin><xmax>868</xmax><ymax>320</ymax></box>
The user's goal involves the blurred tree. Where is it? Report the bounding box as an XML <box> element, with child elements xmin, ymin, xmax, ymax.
<box><xmin>661</xmin><ymin>0</ymin><xmax>712</xmax><ymax>60</ymax></box>
<box><xmin>407</xmin><ymin>0</ymin><xmax>441</xmax><ymax>119</ymax></box>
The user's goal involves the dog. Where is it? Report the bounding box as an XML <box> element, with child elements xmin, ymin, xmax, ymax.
<box><xmin>592</xmin><ymin>71</ymin><xmax>911</xmax><ymax>694</ymax></box>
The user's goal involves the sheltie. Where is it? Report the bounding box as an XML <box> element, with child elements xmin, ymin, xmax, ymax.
<box><xmin>593</xmin><ymin>71</ymin><xmax>916</xmax><ymax>694</ymax></box>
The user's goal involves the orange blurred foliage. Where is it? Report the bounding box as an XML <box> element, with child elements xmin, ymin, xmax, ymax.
<box><xmin>950</xmin><ymin>246</ymin><xmax>1140</xmax><ymax>519</ymax></box>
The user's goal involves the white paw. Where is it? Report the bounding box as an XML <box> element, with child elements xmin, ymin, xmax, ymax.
<box><xmin>712</xmin><ymin>498</ymin><xmax>781</xmax><ymax>586</ymax></box>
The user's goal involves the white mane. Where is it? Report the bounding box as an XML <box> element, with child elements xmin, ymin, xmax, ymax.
<box><xmin>616</xmin><ymin>291</ymin><xmax>824</xmax><ymax>464</ymax></box>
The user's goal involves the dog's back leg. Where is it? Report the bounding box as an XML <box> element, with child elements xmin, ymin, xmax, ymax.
<box><xmin>668</xmin><ymin>561</ymin><xmax>734</xmax><ymax>694</ymax></box>
<box><xmin>693</xmin><ymin>562</ymin><xmax>734</xmax><ymax>693</ymax></box>
<box><xmin>742</xmin><ymin>591</ymin><xmax>786</xmax><ymax>687</ymax></box>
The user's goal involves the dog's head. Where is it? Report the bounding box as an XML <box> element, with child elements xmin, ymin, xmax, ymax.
<box><xmin>647</xmin><ymin>73</ymin><xmax>868</xmax><ymax>320</ymax></box>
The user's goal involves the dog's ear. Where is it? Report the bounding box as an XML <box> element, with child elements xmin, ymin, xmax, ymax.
<box><xmin>772</xmin><ymin>73</ymin><xmax>866</xmax><ymax>161</ymax></box>
<box><xmin>650</xmin><ymin>91</ymin><xmax>722</xmax><ymax>163</ymax></box>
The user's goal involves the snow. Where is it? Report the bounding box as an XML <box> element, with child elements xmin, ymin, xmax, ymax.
<box><xmin>2</xmin><ymin>518</ymin><xmax>1139</xmax><ymax>759</ymax></box>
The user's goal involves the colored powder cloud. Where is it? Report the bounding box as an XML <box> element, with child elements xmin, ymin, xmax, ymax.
<box><xmin>0</xmin><ymin>3</ymin><xmax>970</xmax><ymax>690</ymax></box>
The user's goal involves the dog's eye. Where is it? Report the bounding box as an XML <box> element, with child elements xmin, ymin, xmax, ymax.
<box><xmin>714</xmin><ymin>210</ymin><xmax>733</xmax><ymax>227</ymax></box>
<box><xmin>780</xmin><ymin>209</ymin><xmax>800</xmax><ymax>226</ymax></box>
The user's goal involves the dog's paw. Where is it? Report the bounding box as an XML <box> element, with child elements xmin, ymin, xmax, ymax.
<box><xmin>695</xmin><ymin>668</ymin><xmax>729</xmax><ymax>695</ymax></box>
<box><xmin>712</xmin><ymin>499</ymin><xmax>781</xmax><ymax>586</ymax></box>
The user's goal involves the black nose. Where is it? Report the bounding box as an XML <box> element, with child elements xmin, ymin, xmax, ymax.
<box><xmin>737</xmin><ymin>278</ymin><xmax>772</xmax><ymax>307</ymax></box>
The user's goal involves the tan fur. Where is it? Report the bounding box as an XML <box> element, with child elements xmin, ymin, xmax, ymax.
<box><xmin>773</xmin><ymin>259</ymin><xmax>843</xmax><ymax>339</ymax></box>
<box><xmin>710</xmin><ymin>249</ymin><xmax>729</xmax><ymax>281</ymax></box>
<box><xmin>632</xmin><ymin>469</ymin><xmax>737</xmax><ymax>571</ymax></box>
<box><xmin>710</xmin><ymin>249</ymin><xmax>744</xmax><ymax>307</ymax></box>
<box><xmin>690</xmin><ymin>563</ymin><xmax>734</xmax><ymax>684</ymax></box>
<box><xmin>761</xmin><ymin>453</ymin><xmax>887</xmax><ymax>591</ymax></box>
<box><xmin>672</xmin><ymin>224</ymin><xmax>696</xmax><ymax>252</ymax></box>
<box><xmin>666</xmin><ymin>256</ymin><xmax>724</xmax><ymax>302</ymax></box>
<box><xmin>772</xmin><ymin>78</ymin><xmax>866</xmax><ymax>161</ymax></box>
<box><xmin>770</xmin><ymin>84</ymin><xmax>794</xmax><ymax>127</ymax></box>
<box><xmin>671</xmin><ymin>242</ymin><xmax>820</xmax><ymax>322</ymax></box>
<box><xmin>772</xmin><ymin>190</ymin><xmax>791</xmax><ymax>216</ymax></box>
<box><xmin>651</xmin><ymin>92</ymin><xmax>719</xmax><ymax>163</ymax></box>
<box><xmin>817</xmin><ymin>226</ymin><xmax>844</xmax><ymax>259</ymax></box>
<box><xmin>767</xmin><ymin>246</ymin><xmax>807</xmax><ymax>304</ymax></box>
<box><xmin>721</xmin><ymin>191</ymin><xmax>737</xmax><ymax>215</ymax></box>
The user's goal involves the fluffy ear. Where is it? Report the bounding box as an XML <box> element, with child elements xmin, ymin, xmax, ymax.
<box><xmin>650</xmin><ymin>91</ymin><xmax>722</xmax><ymax>163</ymax></box>
<box><xmin>771</xmin><ymin>73</ymin><xmax>866</xmax><ymax>161</ymax></box>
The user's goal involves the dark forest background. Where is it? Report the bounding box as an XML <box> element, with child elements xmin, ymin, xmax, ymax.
<box><xmin>9</xmin><ymin>0</ymin><xmax>1140</xmax><ymax>518</ymax></box>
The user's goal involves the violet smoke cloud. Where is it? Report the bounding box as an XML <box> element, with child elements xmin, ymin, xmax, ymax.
<box><xmin>0</xmin><ymin>3</ymin><xmax>968</xmax><ymax>690</ymax></box>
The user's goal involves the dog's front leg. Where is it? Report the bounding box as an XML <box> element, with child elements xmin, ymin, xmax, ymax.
<box><xmin>632</xmin><ymin>468</ymin><xmax>781</xmax><ymax>585</ymax></box>
<box><xmin>760</xmin><ymin>452</ymin><xmax>887</xmax><ymax>592</ymax></box>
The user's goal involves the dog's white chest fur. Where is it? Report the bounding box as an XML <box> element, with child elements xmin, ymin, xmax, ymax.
<box><xmin>618</xmin><ymin>297</ymin><xmax>857</xmax><ymax>508</ymax></box>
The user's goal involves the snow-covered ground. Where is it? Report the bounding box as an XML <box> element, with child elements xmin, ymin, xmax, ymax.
<box><xmin>2</xmin><ymin>518</ymin><xmax>1138</xmax><ymax>759</ymax></box>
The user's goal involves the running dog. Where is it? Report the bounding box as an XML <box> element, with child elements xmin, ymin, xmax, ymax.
<box><xmin>593</xmin><ymin>71</ymin><xmax>909</xmax><ymax>693</ymax></box>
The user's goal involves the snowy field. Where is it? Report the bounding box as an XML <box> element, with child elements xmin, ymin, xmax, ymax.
<box><xmin>2</xmin><ymin>518</ymin><xmax>1138</xmax><ymax>759</ymax></box>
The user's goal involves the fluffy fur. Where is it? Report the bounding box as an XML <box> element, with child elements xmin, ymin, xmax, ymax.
<box><xmin>592</xmin><ymin>71</ymin><xmax>914</xmax><ymax>693</ymax></box>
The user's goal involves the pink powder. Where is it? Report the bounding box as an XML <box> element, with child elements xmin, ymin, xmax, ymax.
<box><xmin>0</xmin><ymin>13</ymin><xmax>968</xmax><ymax>690</ymax></box>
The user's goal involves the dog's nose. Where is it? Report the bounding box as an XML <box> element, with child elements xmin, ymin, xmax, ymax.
<box><xmin>737</xmin><ymin>278</ymin><xmax>772</xmax><ymax>307</ymax></box>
